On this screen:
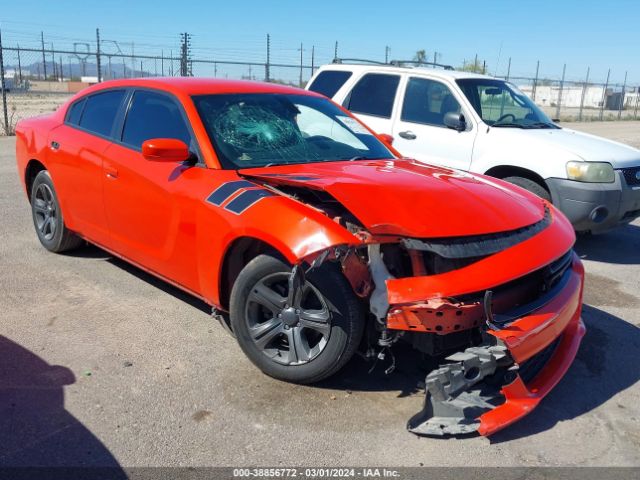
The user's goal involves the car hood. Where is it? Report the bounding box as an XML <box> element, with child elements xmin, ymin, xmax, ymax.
<box><xmin>240</xmin><ymin>159</ymin><xmax>546</xmax><ymax>238</ymax></box>
<box><xmin>490</xmin><ymin>127</ymin><xmax>640</xmax><ymax>167</ymax></box>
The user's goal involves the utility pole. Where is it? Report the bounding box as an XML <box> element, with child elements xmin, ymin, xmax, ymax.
<box><xmin>41</xmin><ymin>31</ymin><xmax>47</xmax><ymax>80</ymax></box>
<box><xmin>298</xmin><ymin>43</ymin><xmax>304</xmax><ymax>86</ymax></box>
<box><xmin>265</xmin><ymin>34</ymin><xmax>270</xmax><ymax>82</ymax></box>
<box><xmin>96</xmin><ymin>28</ymin><xmax>102</xmax><ymax>82</ymax></box>
<box><xmin>0</xmin><ymin>28</ymin><xmax>9</xmax><ymax>135</ymax></box>
<box><xmin>180</xmin><ymin>33</ymin><xmax>192</xmax><ymax>76</ymax></box>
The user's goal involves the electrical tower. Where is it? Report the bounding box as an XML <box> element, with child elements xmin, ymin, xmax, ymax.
<box><xmin>180</xmin><ymin>33</ymin><xmax>193</xmax><ymax>77</ymax></box>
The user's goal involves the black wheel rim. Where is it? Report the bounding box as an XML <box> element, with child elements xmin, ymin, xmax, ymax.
<box><xmin>245</xmin><ymin>272</ymin><xmax>331</xmax><ymax>366</ymax></box>
<box><xmin>33</xmin><ymin>183</ymin><xmax>57</xmax><ymax>241</ymax></box>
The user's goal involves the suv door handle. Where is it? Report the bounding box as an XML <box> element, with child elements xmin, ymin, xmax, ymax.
<box><xmin>398</xmin><ymin>130</ymin><xmax>417</xmax><ymax>140</ymax></box>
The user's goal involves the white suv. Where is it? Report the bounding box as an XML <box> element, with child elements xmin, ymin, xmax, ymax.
<box><xmin>306</xmin><ymin>62</ymin><xmax>640</xmax><ymax>233</ymax></box>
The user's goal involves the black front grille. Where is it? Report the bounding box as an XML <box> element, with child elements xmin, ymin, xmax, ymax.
<box><xmin>518</xmin><ymin>336</ymin><xmax>562</xmax><ymax>384</ymax></box>
<box><xmin>621</xmin><ymin>167</ymin><xmax>640</xmax><ymax>186</ymax></box>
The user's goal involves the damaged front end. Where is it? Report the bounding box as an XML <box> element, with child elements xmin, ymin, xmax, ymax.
<box><xmin>248</xmin><ymin>172</ymin><xmax>585</xmax><ymax>438</ymax></box>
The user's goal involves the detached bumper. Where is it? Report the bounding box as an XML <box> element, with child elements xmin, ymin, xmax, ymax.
<box><xmin>547</xmin><ymin>171</ymin><xmax>640</xmax><ymax>233</ymax></box>
<box><xmin>407</xmin><ymin>253</ymin><xmax>585</xmax><ymax>437</ymax></box>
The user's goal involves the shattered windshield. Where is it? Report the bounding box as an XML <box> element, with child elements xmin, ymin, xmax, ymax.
<box><xmin>456</xmin><ymin>78</ymin><xmax>558</xmax><ymax>129</ymax></box>
<box><xmin>192</xmin><ymin>93</ymin><xmax>393</xmax><ymax>169</ymax></box>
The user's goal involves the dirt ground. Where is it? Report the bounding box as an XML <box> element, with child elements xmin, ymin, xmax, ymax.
<box><xmin>0</xmin><ymin>122</ymin><xmax>639</xmax><ymax>469</ymax></box>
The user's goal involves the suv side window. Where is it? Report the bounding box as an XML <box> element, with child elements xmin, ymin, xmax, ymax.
<box><xmin>66</xmin><ymin>98</ymin><xmax>86</xmax><ymax>125</ymax></box>
<box><xmin>78</xmin><ymin>90</ymin><xmax>127</xmax><ymax>137</ymax></box>
<box><xmin>307</xmin><ymin>70</ymin><xmax>353</xmax><ymax>98</ymax></box>
<box><xmin>401</xmin><ymin>77</ymin><xmax>461</xmax><ymax>127</ymax></box>
<box><xmin>345</xmin><ymin>73</ymin><xmax>400</xmax><ymax>118</ymax></box>
<box><xmin>122</xmin><ymin>90</ymin><xmax>192</xmax><ymax>149</ymax></box>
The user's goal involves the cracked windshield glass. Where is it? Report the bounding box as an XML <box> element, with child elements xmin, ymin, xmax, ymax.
<box><xmin>192</xmin><ymin>93</ymin><xmax>393</xmax><ymax>168</ymax></box>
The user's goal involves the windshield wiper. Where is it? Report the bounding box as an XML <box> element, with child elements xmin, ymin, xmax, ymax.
<box><xmin>491</xmin><ymin>122</ymin><xmax>526</xmax><ymax>129</ymax></box>
<box><xmin>526</xmin><ymin>122</ymin><xmax>558</xmax><ymax>129</ymax></box>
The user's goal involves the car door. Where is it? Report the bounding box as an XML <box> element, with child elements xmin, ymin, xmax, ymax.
<box><xmin>342</xmin><ymin>72</ymin><xmax>400</xmax><ymax>136</ymax></box>
<box><xmin>102</xmin><ymin>88</ymin><xmax>204</xmax><ymax>290</ymax></box>
<box><xmin>47</xmin><ymin>89</ymin><xmax>127</xmax><ymax>246</ymax></box>
<box><xmin>392</xmin><ymin>76</ymin><xmax>476</xmax><ymax>171</ymax></box>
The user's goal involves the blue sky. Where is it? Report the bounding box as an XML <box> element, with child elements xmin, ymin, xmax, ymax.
<box><xmin>2</xmin><ymin>0</ymin><xmax>639</xmax><ymax>84</ymax></box>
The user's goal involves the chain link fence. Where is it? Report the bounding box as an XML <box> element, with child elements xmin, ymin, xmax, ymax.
<box><xmin>1</xmin><ymin>29</ymin><xmax>639</xmax><ymax>135</ymax></box>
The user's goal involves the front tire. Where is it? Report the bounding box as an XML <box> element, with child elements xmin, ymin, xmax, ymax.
<box><xmin>503</xmin><ymin>176</ymin><xmax>551</xmax><ymax>202</ymax></box>
<box><xmin>30</xmin><ymin>170</ymin><xmax>83</xmax><ymax>253</ymax></box>
<box><xmin>229</xmin><ymin>254</ymin><xmax>364</xmax><ymax>384</ymax></box>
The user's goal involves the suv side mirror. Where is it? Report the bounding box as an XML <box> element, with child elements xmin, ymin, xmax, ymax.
<box><xmin>444</xmin><ymin>112</ymin><xmax>466</xmax><ymax>132</ymax></box>
<box><xmin>142</xmin><ymin>138</ymin><xmax>191</xmax><ymax>162</ymax></box>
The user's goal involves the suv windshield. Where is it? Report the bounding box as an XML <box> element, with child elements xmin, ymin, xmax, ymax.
<box><xmin>456</xmin><ymin>79</ymin><xmax>558</xmax><ymax>129</ymax></box>
<box><xmin>192</xmin><ymin>93</ymin><xmax>393</xmax><ymax>169</ymax></box>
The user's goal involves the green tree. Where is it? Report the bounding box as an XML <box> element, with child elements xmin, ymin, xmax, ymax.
<box><xmin>413</xmin><ymin>49</ymin><xmax>427</xmax><ymax>64</ymax></box>
<box><xmin>459</xmin><ymin>58</ymin><xmax>486</xmax><ymax>74</ymax></box>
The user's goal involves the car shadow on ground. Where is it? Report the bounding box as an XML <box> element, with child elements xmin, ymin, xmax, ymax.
<box><xmin>490</xmin><ymin>304</ymin><xmax>640</xmax><ymax>442</ymax></box>
<box><xmin>0</xmin><ymin>335</ymin><xmax>126</xmax><ymax>475</ymax></box>
<box><xmin>63</xmin><ymin>244</ymin><xmax>211</xmax><ymax>315</ymax></box>
<box><xmin>574</xmin><ymin>224</ymin><xmax>640</xmax><ymax>264</ymax></box>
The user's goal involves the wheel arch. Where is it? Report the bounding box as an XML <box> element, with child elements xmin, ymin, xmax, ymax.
<box><xmin>484</xmin><ymin>165</ymin><xmax>550</xmax><ymax>194</ymax></box>
<box><xmin>217</xmin><ymin>236</ymin><xmax>289</xmax><ymax>311</ymax></box>
<box><xmin>24</xmin><ymin>159</ymin><xmax>48</xmax><ymax>201</ymax></box>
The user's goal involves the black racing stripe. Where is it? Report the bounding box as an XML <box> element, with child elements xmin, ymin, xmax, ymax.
<box><xmin>225</xmin><ymin>189</ymin><xmax>275</xmax><ymax>214</ymax></box>
<box><xmin>206</xmin><ymin>180</ymin><xmax>256</xmax><ymax>206</ymax></box>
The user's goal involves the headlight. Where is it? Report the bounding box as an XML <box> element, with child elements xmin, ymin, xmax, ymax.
<box><xmin>566</xmin><ymin>161</ymin><xmax>615</xmax><ymax>183</ymax></box>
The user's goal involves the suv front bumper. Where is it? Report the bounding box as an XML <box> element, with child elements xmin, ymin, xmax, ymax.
<box><xmin>547</xmin><ymin>170</ymin><xmax>640</xmax><ymax>233</ymax></box>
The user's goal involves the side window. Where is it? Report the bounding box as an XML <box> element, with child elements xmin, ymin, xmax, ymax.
<box><xmin>307</xmin><ymin>70</ymin><xmax>353</xmax><ymax>98</ymax></box>
<box><xmin>122</xmin><ymin>90</ymin><xmax>192</xmax><ymax>149</ymax></box>
<box><xmin>79</xmin><ymin>90</ymin><xmax>126</xmax><ymax>137</ymax></box>
<box><xmin>66</xmin><ymin>98</ymin><xmax>86</xmax><ymax>125</ymax></box>
<box><xmin>401</xmin><ymin>77</ymin><xmax>461</xmax><ymax>127</ymax></box>
<box><xmin>345</xmin><ymin>73</ymin><xmax>400</xmax><ymax>118</ymax></box>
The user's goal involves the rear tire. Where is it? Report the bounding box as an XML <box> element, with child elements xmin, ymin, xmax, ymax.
<box><xmin>229</xmin><ymin>254</ymin><xmax>364</xmax><ymax>384</ymax></box>
<box><xmin>30</xmin><ymin>170</ymin><xmax>84</xmax><ymax>253</ymax></box>
<box><xmin>503</xmin><ymin>176</ymin><xmax>551</xmax><ymax>202</ymax></box>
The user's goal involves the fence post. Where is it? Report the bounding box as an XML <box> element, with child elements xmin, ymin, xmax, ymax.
<box><xmin>161</xmin><ymin>50</ymin><xmax>164</xmax><ymax>76</ymax></box>
<box><xmin>59</xmin><ymin>57</ymin><xmax>63</xmax><ymax>81</ymax></box>
<box><xmin>311</xmin><ymin>45</ymin><xmax>315</xmax><ymax>76</ymax></box>
<box><xmin>634</xmin><ymin>88</ymin><xmax>639</xmax><ymax>120</ymax></box>
<box><xmin>532</xmin><ymin>60</ymin><xmax>540</xmax><ymax>101</ymax></box>
<box><xmin>17</xmin><ymin>44</ymin><xmax>23</xmax><ymax>84</ymax></box>
<box><xmin>578</xmin><ymin>67</ymin><xmax>590</xmax><ymax>121</ymax></box>
<box><xmin>599</xmin><ymin>68</ymin><xmax>610</xmax><ymax>120</ymax></box>
<box><xmin>506</xmin><ymin>57</ymin><xmax>511</xmax><ymax>81</ymax></box>
<box><xmin>334</xmin><ymin>41</ymin><xmax>338</xmax><ymax>61</ymax></box>
<box><xmin>618</xmin><ymin>71</ymin><xmax>627</xmax><ymax>119</ymax></box>
<box><xmin>41</xmin><ymin>31</ymin><xmax>47</xmax><ymax>80</ymax></box>
<box><xmin>0</xmin><ymin>28</ymin><xmax>9</xmax><ymax>135</ymax></box>
<box><xmin>265</xmin><ymin>34</ymin><xmax>270</xmax><ymax>82</ymax></box>
<box><xmin>96</xmin><ymin>28</ymin><xmax>102</xmax><ymax>82</ymax></box>
<box><xmin>298</xmin><ymin>43</ymin><xmax>303</xmax><ymax>87</ymax></box>
<box><xmin>556</xmin><ymin>63</ymin><xmax>566</xmax><ymax>120</ymax></box>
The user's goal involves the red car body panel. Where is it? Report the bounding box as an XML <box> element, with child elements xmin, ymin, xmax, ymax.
<box><xmin>15</xmin><ymin>77</ymin><xmax>585</xmax><ymax>437</ymax></box>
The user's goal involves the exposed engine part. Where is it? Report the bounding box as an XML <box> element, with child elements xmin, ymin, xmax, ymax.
<box><xmin>387</xmin><ymin>297</ymin><xmax>484</xmax><ymax>334</ymax></box>
<box><xmin>407</xmin><ymin>342</ymin><xmax>514</xmax><ymax>436</ymax></box>
<box><xmin>367</xmin><ymin>243</ymin><xmax>395</xmax><ymax>321</ymax></box>
<box><xmin>340</xmin><ymin>248</ymin><xmax>373</xmax><ymax>298</ymax></box>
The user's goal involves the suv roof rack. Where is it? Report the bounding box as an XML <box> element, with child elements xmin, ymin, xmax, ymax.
<box><xmin>332</xmin><ymin>58</ymin><xmax>455</xmax><ymax>71</ymax></box>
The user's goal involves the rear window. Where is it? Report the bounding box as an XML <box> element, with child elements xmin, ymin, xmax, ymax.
<box><xmin>66</xmin><ymin>98</ymin><xmax>86</xmax><ymax>125</ymax></box>
<box><xmin>307</xmin><ymin>70</ymin><xmax>353</xmax><ymax>98</ymax></box>
<box><xmin>344</xmin><ymin>73</ymin><xmax>400</xmax><ymax>118</ymax></box>
<box><xmin>79</xmin><ymin>90</ymin><xmax>126</xmax><ymax>137</ymax></box>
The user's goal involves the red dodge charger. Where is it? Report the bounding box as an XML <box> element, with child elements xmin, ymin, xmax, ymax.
<box><xmin>15</xmin><ymin>78</ymin><xmax>585</xmax><ymax>436</ymax></box>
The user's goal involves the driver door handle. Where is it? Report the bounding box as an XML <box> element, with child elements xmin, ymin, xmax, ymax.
<box><xmin>398</xmin><ymin>130</ymin><xmax>417</xmax><ymax>140</ymax></box>
<box><xmin>105</xmin><ymin>167</ymin><xmax>119</xmax><ymax>179</ymax></box>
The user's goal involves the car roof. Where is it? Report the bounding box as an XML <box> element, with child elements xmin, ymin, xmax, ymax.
<box><xmin>77</xmin><ymin>77</ymin><xmax>319</xmax><ymax>97</ymax></box>
<box><xmin>317</xmin><ymin>63</ymin><xmax>496</xmax><ymax>81</ymax></box>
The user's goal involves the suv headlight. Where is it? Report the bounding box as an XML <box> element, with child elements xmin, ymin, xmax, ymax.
<box><xmin>566</xmin><ymin>161</ymin><xmax>615</xmax><ymax>183</ymax></box>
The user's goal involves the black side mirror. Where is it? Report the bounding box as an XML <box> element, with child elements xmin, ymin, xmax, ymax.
<box><xmin>444</xmin><ymin>112</ymin><xmax>466</xmax><ymax>132</ymax></box>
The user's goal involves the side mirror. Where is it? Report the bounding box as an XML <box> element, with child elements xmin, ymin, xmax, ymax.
<box><xmin>444</xmin><ymin>112</ymin><xmax>466</xmax><ymax>132</ymax></box>
<box><xmin>142</xmin><ymin>138</ymin><xmax>191</xmax><ymax>162</ymax></box>
<box><xmin>378</xmin><ymin>133</ymin><xmax>394</xmax><ymax>146</ymax></box>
